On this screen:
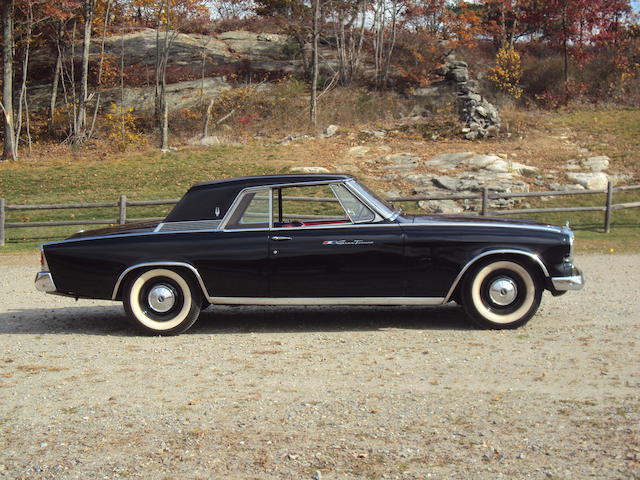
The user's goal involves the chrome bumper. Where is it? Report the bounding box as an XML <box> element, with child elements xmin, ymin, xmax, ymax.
<box><xmin>551</xmin><ymin>268</ymin><xmax>585</xmax><ymax>291</ymax></box>
<box><xmin>35</xmin><ymin>272</ymin><xmax>57</xmax><ymax>293</ymax></box>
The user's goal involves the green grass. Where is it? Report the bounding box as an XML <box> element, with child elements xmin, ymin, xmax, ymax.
<box><xmin>552</xmin><ymin>107</ymin><xmax>640</xmax><ymax>169</ymax></box>
<box><xmin>0</xmin><ymin>145</ymin><xmax>286</xmax><ymax>252</ymax></box>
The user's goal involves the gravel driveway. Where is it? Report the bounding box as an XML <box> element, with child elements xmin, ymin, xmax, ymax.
<box><xmin>0</xmin><ymin>254</ymin><xmax>638</xmax><ymax>479</ymax></box>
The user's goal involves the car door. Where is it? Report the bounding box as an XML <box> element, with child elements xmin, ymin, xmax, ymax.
<box><xmin>268</xmin><ymin>183</ymin><xmax>405</xmax><ymax>298</ymax></box>
<box><xmin>200</xmin><ymin>188</ymin><xmax>270</xmax><ymax>298</ymax></box>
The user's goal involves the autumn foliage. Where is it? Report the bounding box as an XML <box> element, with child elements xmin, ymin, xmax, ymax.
<box><xmin>488</xmin><ymin>46</ymin><xmax>523</xmax><ymax>99</ymax></box>
<box><xmin>0</xmin><ymin>0</ymin><xmax>638</xmax><ymax>158</ymax></box>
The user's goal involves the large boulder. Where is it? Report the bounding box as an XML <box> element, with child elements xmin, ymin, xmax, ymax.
<box><xmin>566</xmin><ymin>172</ymin><xmax>609</xmax><ymax>190</ymax></box>
<box><xmin>583</xmin><ymin>156</ymin><xmax>610</xmax><ymax>172</ymax></box>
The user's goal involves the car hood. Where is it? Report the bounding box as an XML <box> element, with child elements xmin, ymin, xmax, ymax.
<box><xmin>405</xmin><ymin>214</ymin><xmax>563</xmax><ymax>230</ymax></box>
<box><xmin>66</xmin><ymin>221</ymin><xmax>160</xmax><ymax>239</ymax></box>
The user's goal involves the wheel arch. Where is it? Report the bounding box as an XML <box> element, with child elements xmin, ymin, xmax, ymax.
<box><xmin>111</xmin><ymin>262</ymin><xmax>210</xmax><ymax>301</ymax></box>
<box><xmin>444</xmin><ymin>250</ymin><xmax>549</xmax><ymax>303</ymax></box>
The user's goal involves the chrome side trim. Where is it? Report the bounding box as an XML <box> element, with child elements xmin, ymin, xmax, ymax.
<box><xmin>410</xmin><ymin>222</ymin><xmax>563</xmax><ymax>233</ymax></box>
<box><xmin>35</xmin><ymin>272</ymin><xmax>57</xmax><ymax>293</ymax></box>
<box><xmin>443</xmin><ymin>249</ymin><xmax>550</xmax><ymax>303</ymax></box>
<box><xmin>157</xmin><ymin>219</ymin><xmax>222</xmax><ymax>232</ymax></box>
<box><xmin>551</xmin><ymin>269</ymin><xmax>584</xmax><ymax>291</ymax></box>
<box><xmin>111</xmin><ymin>261</ymin><xmax>211</xmax><ymax>300</ymax></box>
<box><xmin>209</xmin><ymin>296</ymin><xmax>445</xmax><ymax>306</ymax></box>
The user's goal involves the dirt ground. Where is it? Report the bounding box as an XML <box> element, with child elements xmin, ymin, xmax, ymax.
<box><xmin>0</xmin><ymin>254</ymin><xmax>638</xmax><ymax>479</ymax></box>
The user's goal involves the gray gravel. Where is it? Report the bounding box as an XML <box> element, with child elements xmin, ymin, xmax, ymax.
<box><xmin>0</xmin><ymin>254</ymin><xmax>638</xmax><ymax>479</ymax></box>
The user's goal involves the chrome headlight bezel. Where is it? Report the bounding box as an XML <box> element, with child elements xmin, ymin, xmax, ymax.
<box><xmin>562</xmin><ymin>226</ymin><xmax>575</xmax><ymax>260</ymax></box>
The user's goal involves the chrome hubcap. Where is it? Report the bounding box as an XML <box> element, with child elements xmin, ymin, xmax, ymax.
<box><xmin>488</xmin><ymin>277</ymin><xmax>518</xmax><ymax>306</ymax></box>
<box><xmin>147</xmin><ymin>284</ymin><xmax>176</xmax><ymax>313</ymax></box>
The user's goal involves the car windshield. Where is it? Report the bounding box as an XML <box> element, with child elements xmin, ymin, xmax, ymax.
<box><xmin>348</xmin><ymin>180</ymin><xmax>399</xmax><ymax>219</ymax></box>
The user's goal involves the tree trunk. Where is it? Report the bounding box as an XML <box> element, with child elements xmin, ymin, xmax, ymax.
<box><xmin>161</xmin><ymin>102</ymin><xmax>168</xmax><ymax>150</ymax></box>
<box><xmin>382</xmin><ymin>0</ymin><xmax>399</xmax><ymax>87</ymax></box>
<box><xmin>15</xmin><ymin>0</ymin><xmax>34</xmax><ymax>156</ymax></box>
<box><xmin>89</xmin><ymin>0</ymin><xmax>111</xmax><ymax>139</ymax></box>
<box><xmin>49</xmin><ymin>46</ymin><xmax>62</xmax><ymax>126</ymax></box>
<box><xmin>562</xmin><ymin>3</ymin><xmax>569</xmax><ymax>105</ymax></box>
<box><xmin>154</xmin><ymin>0</ymin><xmax>163</xmax><ymax>123</ymax></box>
<box><xmin>310</xmin><ymin>0</ymin><xmax>320</xmax><ymax>128</ymax></box>
<box><xmin>76</xmin><ymin>0</ymin><xmax>95</xmax><ymax>142</ymax></box>
<box><xmin>2</xmin><ymin>0</ymin><xmax>16</xmax><ymax>160</ymax></box>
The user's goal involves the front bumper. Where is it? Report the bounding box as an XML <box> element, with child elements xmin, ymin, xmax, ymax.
<box><xmin>551</xmin><ymin>267</ymin><xmax>585</xmax><ymax>291</ymax></box>
<box><xmin>35</xmin><ymin>272</ymin><xmax>57</xmax><ymax>293</ymax></box>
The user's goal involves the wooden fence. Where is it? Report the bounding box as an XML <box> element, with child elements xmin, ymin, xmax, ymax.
<box><xmin>1</xmin><ymin>182</ymin><xmax>639</xmax><ymax>246</ymax></box>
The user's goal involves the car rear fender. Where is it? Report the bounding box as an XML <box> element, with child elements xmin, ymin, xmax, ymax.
<box><xmin>112</xmin><ymin>262</ymin><xmax>211</xmax><ymax>301</ymax></box>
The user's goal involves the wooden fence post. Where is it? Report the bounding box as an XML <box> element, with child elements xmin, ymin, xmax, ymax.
<box><xmin>481</xmin><ymin>187</ymin><xmax>489</xmax><ymax>216</ymax></box>
<box><xmin>0</xmin><ymin>198</ymin><xmax>5</xmax><ymax>247</ymax></box>
<box><xmin>604</xmin><ymin>181</ymin><xmax>613</xmax><ymax>234</ymax></box>
<box><xmin>119</xmin><ymin>195</ymin><xmax>127</xmax><ymax>225</ymax></box>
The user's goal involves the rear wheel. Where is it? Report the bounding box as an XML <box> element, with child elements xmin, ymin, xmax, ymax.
<box><xmin>123</xmin><ymin>268</ymin><xmax>202</xmax><ymax>335</ymax></box>
<box><xmin>461</xmin><ymin>259</ymin><xmax>542</xmax><ymax>329</ymax></box>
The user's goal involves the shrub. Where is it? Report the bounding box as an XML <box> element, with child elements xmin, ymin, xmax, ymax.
<box><xmin>103</xmin><ymin>103</ymin><xmax>143</xmax><ymax>151</ymax></box>
<box><xmin>488</xmin><ymin>46</ymin><xmax>523</xmax><ymax>99</ymax></box>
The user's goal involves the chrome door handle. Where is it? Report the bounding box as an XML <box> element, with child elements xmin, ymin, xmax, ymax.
<box><xmin>271</xmin><ymin>236</ymin><xmax>292</xmax><ymax>241</ymax></box>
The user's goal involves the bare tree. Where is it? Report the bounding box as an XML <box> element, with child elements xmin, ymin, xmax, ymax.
<box><xmin>330</xmin><ymin>0</ymin><xmax>367</xmax><ymax>85</ymax></box>
<box><xmin>310</xmin><ymin>0</ymin><xmax>320</xmax><ymax>127</ymax></box>
<box><xmin>154</xmin><ymin>0</ymin><xmax>179</xmax><ymax>150</ymax></box>
<box><xmin>49</xmin><ymin>20</ymin><xmax>65</xmax><ymax>132</ymax></box>
<box><xmin>2</xmin><ymin>0</ymin><xmax>16</xmax><ymax>160</ymax></box>
<box><xmin>70</xmin><ymin>0</ymin><xmax>96</xmax><ymax>143</ymax></box>
<box><xmin>15</xmin><ymin>0</ymin><xmax>35</xmax><ymax>155</ymax></box>
<box><xmin>88</xmin><ymin>0</ymin><xmax>112</xmax><ymax>139</ymax></box>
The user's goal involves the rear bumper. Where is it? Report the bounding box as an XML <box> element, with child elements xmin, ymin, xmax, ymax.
<box><xmin>551</xmin><ymin>267</ymin><xmax>585</xmax><ymax>291</ymax></box>
<box><xmin>35</xmin><ymin>272</ymin><xmax>57</xmax><ymax>293</ymax></box>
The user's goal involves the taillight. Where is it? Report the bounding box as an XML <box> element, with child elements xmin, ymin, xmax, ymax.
<box><xmin>40</xmin><ymin>249</ymin><xmax>49</xmax><ymax>271</ymax></box>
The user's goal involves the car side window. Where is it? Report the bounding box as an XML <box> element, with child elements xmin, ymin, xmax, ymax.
<box><xmin>272</xmin><ymin>185</ymin><xmax>352</xmax><ymax>228</ymax></box>
<box><xmin>225</xmin><ymin>189</ymin><xmax>270</xmax><ymax>229</ymax></box>
<box><xmin>331</xmin><ymin>183</ymin><xmax>375</xmax><ymax>223</ymax></box>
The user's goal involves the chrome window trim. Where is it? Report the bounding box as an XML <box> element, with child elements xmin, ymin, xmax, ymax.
<box><xmin>218</xmin><ymin>186</ymin><xmax>272</xmax><ymax>231</ymax></box>
<box><xmin>345</xmin><ymin>180</ymin><xmax>395</xmax><ymax>220</ymax></box>
<box><xmin>210</xmin><ymin>296</ymin><xmax>445</xmax><ymax>306</ymax></box>
<box><xmin>443</xmin><ymin>249</ymin><xmax>550</xmax><ymax>303</ymax></box>
<box><xmin>111</xmin><ymin>261</ymin><xmax>211</xmax><ymax>301</ymax></box>
<box><xmin>330</xmin><ymin>183</ymin><xmax>357</xmax><ymax>223</ymax></box>
<box><xmin>330</xmin><ymin>183</ymin><xmax>376</xmax><ymax>224</ymax></box>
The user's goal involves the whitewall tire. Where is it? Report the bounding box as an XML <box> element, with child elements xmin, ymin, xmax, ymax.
<box><xmin>462</xmin><ymin>259</ymin><xmax>542</xmax><ymax>329</ymax></box>
<box><xmin>123</xmin><ymin>268</ymin><xmax>202</xmax><ymax>335</ymax></box>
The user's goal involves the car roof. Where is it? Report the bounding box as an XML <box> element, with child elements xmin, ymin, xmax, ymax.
<box><xmin>190</xmin><ymin>174</ymin><xmax>353</xmax><ymax>191</ymax></box>
<box><xmin>165</xmin><ymin>174</ymin><xmax>354</xmax><ymax>223</ymax></box>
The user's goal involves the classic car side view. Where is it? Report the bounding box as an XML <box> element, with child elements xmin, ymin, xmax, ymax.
<box><xmin>35</xmin><ymin>174</ymin><xmax>584</xmax><ymax>335</ymax></box>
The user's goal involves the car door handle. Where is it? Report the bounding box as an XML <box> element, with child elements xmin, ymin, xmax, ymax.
<box><xmin>271</xmin><ymin>236</ymin><xmax>292</xmax><ymax>241</ymax></box>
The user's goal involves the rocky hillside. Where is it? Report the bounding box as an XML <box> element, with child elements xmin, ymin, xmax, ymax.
<box><xmin>31</xmin><ymin>29</ymin><xmax>296</xmax><ymax>113</ymax></box>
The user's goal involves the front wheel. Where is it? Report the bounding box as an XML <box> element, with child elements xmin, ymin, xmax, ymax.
<box><xmin>123</xmin><ymin>268</ymin><xmax>202</xmax><ymax>335</ymax></box>
<box><xmin>461</xmin><ymin>259</ymin><xmax>542</xmax><ymax>329</ymax></box>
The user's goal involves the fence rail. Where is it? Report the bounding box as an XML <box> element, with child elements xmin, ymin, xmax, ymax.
<box><xmin>1</xmin><ymin>182</ymin><xmax>639</xmax><ymax>246</ymax></box>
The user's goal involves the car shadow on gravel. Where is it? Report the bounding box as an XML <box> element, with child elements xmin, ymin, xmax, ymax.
<box><xmin>0</xmin><ymin>303</ymin><xmax>473</xmax><ymax>335</ymax></box>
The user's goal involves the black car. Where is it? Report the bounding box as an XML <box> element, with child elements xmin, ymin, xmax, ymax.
<box><xmin>36</xmin><ymin>174</ymin><xmax>584</xmax><ymax>335</ymax></box>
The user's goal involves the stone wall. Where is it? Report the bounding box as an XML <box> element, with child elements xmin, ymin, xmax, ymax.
<box><xmin>413</xmin><ymin>59</ymin><xmax>502</xmax><ymax>140</ymax></box>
